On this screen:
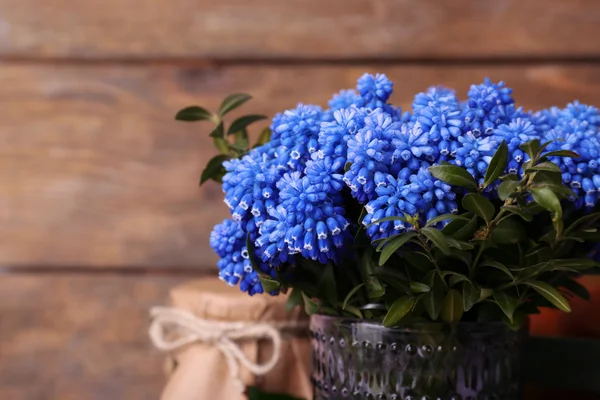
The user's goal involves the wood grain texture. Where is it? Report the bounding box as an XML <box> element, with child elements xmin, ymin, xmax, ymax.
<box><xmin>3</xmin><ymin>64</ymin><xmax>600</xmax><ymax>268</ymax></box>
<box><xmin>0</xmin><ymin>274</ymin><xmax>184</xmax><ymax>400</ymax></box>
<box><xmin>0</xmin><ymin>0</ymin><xmax>600</xmax><ymax>59</ymax></box>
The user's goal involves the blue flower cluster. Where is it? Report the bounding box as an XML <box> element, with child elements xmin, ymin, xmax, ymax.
<box><xmin>210</xmin><ymin>73</ymin><xmax>600</xmax><ymax>294</ymax></box>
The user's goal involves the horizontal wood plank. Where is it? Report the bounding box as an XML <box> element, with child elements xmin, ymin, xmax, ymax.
<box><xmin>0</xmin><ymin>274</ymin><xmax>184</xmax><ymax>400</ymax></box>
<box><xmin>3</xmin><ymin>64</ymin><xmax>600</xmax><ymax>268</ymax></box>
<box><xmin>0</xmin><ymin>0</ymin><xmax>599</xmax><ymax>59</ymax></box>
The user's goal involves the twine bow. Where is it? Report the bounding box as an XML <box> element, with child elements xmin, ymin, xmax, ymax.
<box><xmin>148</xmin><ymin>306</ymin><xmax>307</xmax><ymax>391</ymax></box>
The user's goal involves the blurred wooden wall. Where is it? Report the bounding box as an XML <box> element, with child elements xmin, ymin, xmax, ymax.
<box><xmin>1</xmin><ymin>1</ymin><xmax>600</xmax><ymax>398</ymax></box>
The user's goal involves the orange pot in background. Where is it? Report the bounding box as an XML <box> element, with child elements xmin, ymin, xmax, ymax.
<box><xmin>530</xmin><ymin>275</ymin><xmax>600</xmax><ymax>338</ymax></box>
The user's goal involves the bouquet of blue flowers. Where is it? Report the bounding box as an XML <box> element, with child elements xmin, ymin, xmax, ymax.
<box><xmin>177</xmin><ymin>74</ymin><xmax>600</xmax><ymax>328</ymax></box>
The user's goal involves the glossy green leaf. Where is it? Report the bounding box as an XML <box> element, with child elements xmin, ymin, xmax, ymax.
<box><xmin>402</xmin><ymin>251</ymin><xmax>435</xmax><ymax>273</ymax></box>
<box><xmin>218</xmin><ymin>93</ymin><xmax>252</xmax><ymax>117</ymax></box>
<box><xmin>480</xmin><ymin>260</ymin><xmax>515</xmax><ymax>281</ymax></box>
<box><xmin>441</xmin><ymin>290</ymin><xmax>464</xmax><ymax>322</ymax></box>
<box><xmin>530</xmin><ymin>187</ymin><xmax>563</xmax><ymax>232</ymax></box>
<box><xmin>500</xmin><ymin>205</ymin><xmax>533</xmax><ymax>222</ymax></box>
<box><xmin>301</xmin><ymin>292</ymin><xmax>320</xmax><ymax>315</ymax></box>
<box><xmin>233</xmin><ymin>129</ymin><xmax>249</xmax><ymax>150</ymax></box>
<box><xmin>462</xmin><ymin>281</ymin><xmax>480</xmax><ymax>312</ymax></box>
<box><xmin>209</xmin><ymin>121</ymin><xmax>224</xmax><ymax>138</ymax></box>
<box><xmin>446</xmin><ymin>237</ymin><xmax>475</xmax><ymax>250</ymax></box>
<box><xmin>462</xmin><ymin>193</ymin><xmax>495</xmax><ymax>223</ymax></box>
<box><xmin>526</xmin><ymin>161</ymin><xmax>562</xmax><ymax>173</ymax></box>
<box><xmin>565</xmin><ymin>212</ymin><xmax>600</xmax><ymax>235</ymax></box>
<box><xmin>409</xmin><ymin>282</ymin><xmax>431</xmax><ymax>293</ymax></box>
<box><xmin>421</xmin><ymin>227</ymin><xmax>451</xmax><ymax>255</ymax></box>
<box><xmin>484</xmin><ymin>140</ymin><xmax>509</xmax><ymax>188</ymax></box>
<box><xmin>343</xmin><ymin>305</ymin><xmax>363</xmax><ymax>319</ymax></box>
<box><xmin>444</xmin><ymin>271</ymin><xmax>470</xmax><ymax>286</ymax></box>
<box><xmin>492</xmin><ymin>218</ymin><xmax>526</xmax><ymax>244</ymax></box>
<box><xmin>542</xmin><ymin>149</ymin><xmax>580</xmax><ymax>159</ymax></box>
<box><xmin>493</xmin><ymin>290</ymin><xmax>518</xmax><ymax>322</ymax></box>
<box><xmin>559</xmin><ymin>278</ymin><xmax>591</xmax><ymax>301</ymax></box>
<box><xmin>342</xmin><ymin>283</ymin><xmax>365</xmax><ymax>310</ymax></box>
<box><xmin>449</xmin><ymin>214</ymin><xmax>479</xmax><ymax>241</ymax></box>
<box><xmin>423</xmin><ymin>271</ymin><xmax>445</xmax><ymax>320</ymax></box>
<box><xmin>520</xmin><ymin>139</ymin><xmax>541</xmax><ymax>161</ymax></box>
<box><xmin>372</xmin><ymin>268</ymin><xmax>409</xmax><ymax>293</ymax></box>
<box><xmin>382</xmin><ymin>296</ymin><xmax>416</xmax><ymax>327</ymax></box>
<box><xmin>379</xmin><ymin>231</ymin><xmax>418</xmax><ymax>266</ymax></box>
<box><xmin>175</xmin><ymin>106</ymin><xmax>212</xmax><ymax>121</ymax></box>
<box><xmin>260</xmin><ymin>276</ymin><xmax>281</xmax><ymax>293</ymax></box>
<box><xmin>285</xmin><ymin>288</ymin><xmax>303</xmax><ymax>313</ymax></box>
<box><xmin>523</xmin><ymin>281</ymin><xmax>571</xmax><ymax>312</ymax></box>
<box><xmin>213</xmin><ymin>137</ymin><xmax>230</xmax><ymax>154</ymax></box>
<box><xmin>256</xmin><ymin>127</ymin><xmax>272</xmax><ymax>146</ymax></box>
<box><xmin>498</xmin><ymin>180</ymin><xmax>520</xmax><ymax>201</ymax></box>
<box><xmin>227</xmin><ymin>114</ymin><xmax>267</xmax><ymax>134</ymax></box>
<box><xmin>200</xmin><ymin>154</ymin><xmax>230</xmax><ymax>185</ymax></box>
<box><xmin>317</xmin><ymin>264</ymin><xmax>338</xmax><ymax>306</ymax></box>
<box><xmin>428</xmin><ymin>165</ymin><xmax>478</xmax><ymax>189</ymax></box>
<box><xmin>425</xmin><ymin>213</ymin><xmax>468</xmax><ymax>227</ymax></box>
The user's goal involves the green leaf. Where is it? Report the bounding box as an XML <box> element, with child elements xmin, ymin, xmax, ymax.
<box><xmin>343</xmin><ymin>305</ymin><xmax>363</xmax><ymax>319</ymax></box>
<box><xmin>498</xmin><ymin>180</ymin><xmax>520</xmax><ymax>201</ymax></box>
<box><xmin>256</xmin><ymin>127</ymin><xmax>272</xmax><ymax>146</ymax></box>
<box><xmin>462</xmin><ymin>193</ymin><xmax>495</xmax><ymax>223</ymax></box>
<box><xmin>425</xmin><ymin>213</ymin><xmax>468</xmax><ymax>227</ymax></box>
<box><xmin>200</xmin><ymin>154</ymin><xmax>230</xmax><ymax>185</ymax></box>
<box><xmin>523</xmin><ymin>281</ymin><xmax>571</xmax><ymax>312</ymax></box>
<box><xmin>479</xmin><ymin>288</ymin><xmax>493</xmax><ymax>301</ymax></box>
<box><xmin>560</xmin><ymin>278</ymin><xmax>591</xmax><ymax>301</ymax></box>
<box><xmin>542</xmin><ymin>150</ymin><xmax>580</xmax><ymax>159</ymax></box>
<box><xmin>317</xmin><ymin>264</ymin><xmax>338</xmax><ymax>306</ymax></box>
<box><xmin>462</xmin><ymin>281</ymin><xmax>480</xmax><ymax>312</ymax></box>
<box><xmin>526</xmin><ymin>161</ymin><xmax>562</xmax><ymax>173</ymax></box>
<box><xmin>402</xmin><ymin>251</ymin><xmax>435</xmax><ymax>273</ymax></box>
<box><xmin>484</xmin><ymin>140</ymin><xmax>509</xmax><ymax>188</ymax></box>
<box><xmin>410</xmin><ymin>282</ymin><xmax>431</xmax><ymax>293</ymax></box>
<box><xmin>233</xmin><ymin>129</ymin><xmax>249</xmax><ymax>151</ymax></box>
<box><xmin>372</xmin><ymin>268</ymin><xmax>409</xmax><ymax>293</ymax></box>
<box><xmin>565</xmin><ymin>212</ymin><xmax>600</xmax><ymax>235</ymax></box>
<box><xmin>500</xmin><ymin>205</ymin><xmax>533</xmax><ymax>222</ymax></box>
<box><xmin>443</xmin><ymin>271</ymin><xmax>470</xmax><ymax>286</ymax></box>
<box><xmin>422</xmin><ymin>271</ymin><xmax>446</xmax><ymax>320</ymax></box>
<box><xmin>428</xmin><ymin>165</ymin><xmax>478</xmax><ymax>189</ymax></box>
<box><xmin>448</xmin><ymin>214</ymin><xmax>479</xmax><ymax>241</ymax></box>
<box><xmin>421</xmin><ymin>227</ymin><xmax>451</xmax><ymax>255</ymax></box>
<box><xmin>360</xmin><ymin>249</ymin><xmax>385</xmax><ymax>298</ymax></box>
<box><xmin>480</xmin><ymin>260</ymin><xmax>515</xmax><ymax>281</ymax></box>
<box><xmin>342</xmin><ymin>283</ymin><xmax>365</xmax><ymax>310</ymax></box>
<box><xmin>285</xmin><ymin>288</ymin><xmax>303</xmax><ymax>313</ymax></box>
<box><xmin>379</xmin><ymin>231</ymin><xmax>418</xmax><ymax>266</ymax></box>
<box><xmin>218</xmin><ymin>93</ymin><xmax>252</xmax><ymax>117</ymax></box>
<box><xmin>493</xmin><ymin>290</ymin><xmax>518</xmax><ymax>322</ymax></box>
<box><xmin>440</xmin><ymin>290</ymin><xmax>464</xmax><ymax>322</ymax></box>
<box><xmin>213</xmin><ymin>137</ymin><xmax>230</xmax><ymax>154</ymax></box>
<box><xmin>301</xmin><ymin>292</ymin><xmax>320</xmax><ymax>315</ymax></box>
<box><xmin>260</xmin><ymin>276</ymin><xmax>281</xmax><ymax>293</ymax></box>
<box><xmin>446</xmin><ymin>238</ymin><xmax>475</xmax><ymax>250</ymax></box>
<box><xmin>175</xmin><ymin>106</ymin><xmax>212</xmax><ymax>121</ymax></box>
<box><xmin>492</xmin><ymin>218</ymin><xmax>526</xmax><ymax>244</ymax></box>
<box><xmin>382</xmin><ymin>296</ymin><xmax>416</xmax><ymax>327</ymax></box>
<box><xmin>208</xmin><ymin>122</ymin><xmax>225</xmax><ymax>138</ymax></box>
<box><xmin>530</xmin><ymin>187</ymin><xmax>563</xmax><ymax>230</ymax></box>
<box><xmin>520</xmin><ymin>139</ymin><xmax>541</xmax><ymax>161</ymax></box>
<box><xmin>227</xmin><ymin>115</ymin><xmax>267</xmax><ymax>134</ymax></box>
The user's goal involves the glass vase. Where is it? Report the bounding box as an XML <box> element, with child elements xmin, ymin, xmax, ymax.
<box><xmin>310</xmin><ymin>314</ymin><xmax>527</xmax><ymax>400</ymax></box>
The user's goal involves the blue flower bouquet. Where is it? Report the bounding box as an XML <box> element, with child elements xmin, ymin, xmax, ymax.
<box><xmin>177</xmin><ymin>73</ymin><xmax>600</xmax><ymax>328</ymax></box>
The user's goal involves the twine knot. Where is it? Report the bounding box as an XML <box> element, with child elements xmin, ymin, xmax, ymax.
<box><xmin>148</xmin><ymin>306</ymin><xmax>307</xmax><ymax>391</ymax></box>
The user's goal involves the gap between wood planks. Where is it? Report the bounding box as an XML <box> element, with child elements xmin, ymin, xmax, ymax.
<box><xmin>0</xmin><ymin>265</ymin><xmax>212</xmax><ymax>276</ymax></box>
<box><xmin>1</xmin><ymin>55</ymin><xmax>600</xmax><ymax>67</ymax></box>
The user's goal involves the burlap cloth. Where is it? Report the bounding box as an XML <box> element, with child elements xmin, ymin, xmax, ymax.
<box><xmin>150</xmin><ymin>278</ymin><xmax>312</xmax><ymax>400</ymax></box>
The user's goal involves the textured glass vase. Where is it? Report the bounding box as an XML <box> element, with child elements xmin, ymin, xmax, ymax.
<box><xmin>310</xmin><ymin>315</ymin><xmax>527</xmax><ymax>400</ymax></box>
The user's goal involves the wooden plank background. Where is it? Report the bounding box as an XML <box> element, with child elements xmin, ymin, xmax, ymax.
<box><xmin>1</xmin><ymin>0</ymin><xmax>600</xmax><ymax>398</ymax></box>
